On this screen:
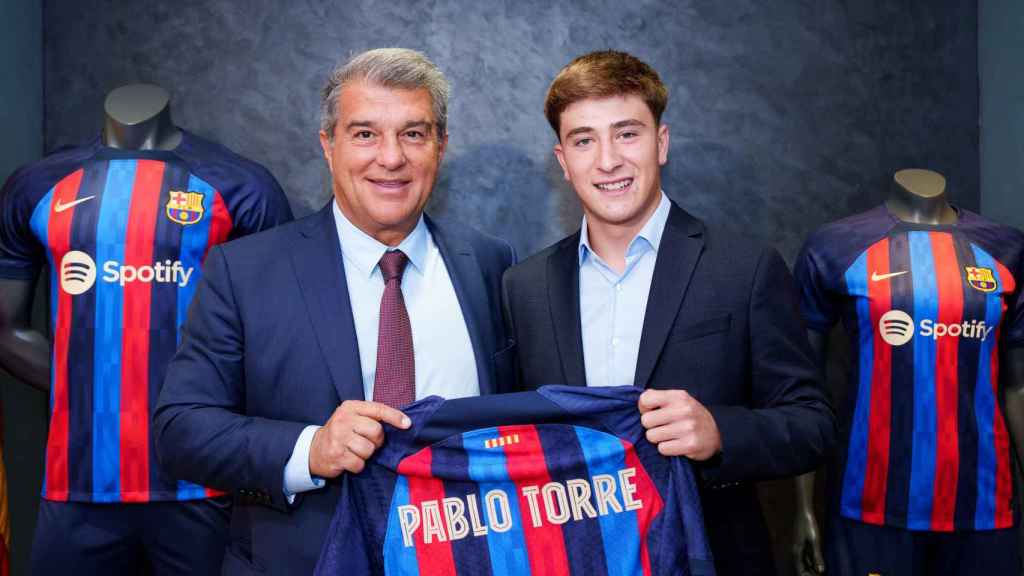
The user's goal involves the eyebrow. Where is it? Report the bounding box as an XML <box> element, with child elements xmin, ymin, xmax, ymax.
<box><xmin>345</xmin><ymin>120</ymin><xmax>435</xmax><ymax>133</ymax></box>
<box><xmin>563</xmin><ymin>118</ymin><xmax>647</xmax><ymax>139</ymax></box>
<box><xmin>612</xmin><ymin>119</ymin><xmax>646</xmax><ymax>129</ymax></box>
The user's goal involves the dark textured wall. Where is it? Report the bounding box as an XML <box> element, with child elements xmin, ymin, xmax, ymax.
<box><xmin>43</xmin><ymin>0</ymin><xmax>978</xmax><ymax>263</ymax></box>
<box><xmin>980</xmin><ymin>0</ymin><xmax>1024</xmax><ymax>230</ymax></box>
<box><xmin>1</xmin><ymin>1</ymin><xmax>47</xmax><ymax>575</ymax></box>
<box><xmin>36</xmin><ymin>1</ymin><xmax>979</xmax><ymax>574</ymax></box>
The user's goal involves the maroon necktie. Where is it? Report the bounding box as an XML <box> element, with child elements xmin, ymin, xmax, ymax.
<box><xmin>372</xmin><ymin>250</ymin><xmax>415</xmax><ymax>408</ymax></box>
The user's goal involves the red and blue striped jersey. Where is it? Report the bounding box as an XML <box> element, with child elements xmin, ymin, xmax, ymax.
<box><xmin>316</xmin><ymin>386</ymin><xmax>715</xmax><ymax>576</ymax></box>
<box><xmin>794</xmin><ymin>205</ymin><xmax>1024</xmax><ymax>532</ymax></box>
<box><xmin>0</xmin><ymin>132</ymin><xmax>293</xmax><ymax>503</ymax></box>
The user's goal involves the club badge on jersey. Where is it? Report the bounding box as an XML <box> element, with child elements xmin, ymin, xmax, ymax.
<box><xmin>166</xmin><ymin>190</ymin><xmax>205</xmax><ymax>225</ymax></box>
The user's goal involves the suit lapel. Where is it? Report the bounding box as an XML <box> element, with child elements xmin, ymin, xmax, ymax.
<box><xmin>634</xmin><ymin>203</ymin><xmax>705</xmax><ymax>389</ymax></box>
<box><xmin>429</xmin><ymin>217</ymin><xmax>496</xmax><ymax>395</ymax></box>
<box><xmin>291</xmin><ymin>203</ymin><xmax>364</xmax><ymax>402</ymax></box>
<box><xmin>547</xmin><ymin>234</ymin><xmax>587</xmax><ymax>387</ymax></box>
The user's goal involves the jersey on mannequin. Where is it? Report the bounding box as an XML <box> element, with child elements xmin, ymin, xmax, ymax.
<box><xmin>791</xmin><ymin>169</ymin><xmax>1024</xmax><ymax>575</ymax></box>
<box><xmin>0</xmin><ymin>83</ymin><xmax>181</xmax><ymax>390</ymax></box>
<box><xmin>0</xmin><ymin>82</ymin><xmax>292</xmax><ymax>573</ymax></box>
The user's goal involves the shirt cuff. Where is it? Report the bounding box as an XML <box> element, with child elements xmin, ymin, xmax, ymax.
<box><xmin>283</xmin><ymin>425</ymin><xmax>326</xmax><ymax>502</ymax></box>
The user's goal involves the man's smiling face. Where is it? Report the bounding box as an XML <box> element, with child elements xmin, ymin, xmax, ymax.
<box><xmin>554</xmin><ymin>93</ymin><xmax>668</xmax><ymax>234</ymax></box>
<box><xmin>319</xmin><ymin>80</ymin><xmax>447</xmax><ymax>246</ymax></box>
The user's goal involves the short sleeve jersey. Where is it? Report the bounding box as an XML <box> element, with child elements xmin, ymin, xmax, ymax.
<box><xmin>794</xmin><ymin>205</ymin><xmax>1024</xmax><ymax>532</ymax></box>
<box><xmin>0</xmin><ymin>132</ymin><xmax>293</xmax><ymax>503</ymax></box>
<box><xmin>315</xmin><ymin>385</ymin><xmax>715</xmax><ymax>576</ymax></box>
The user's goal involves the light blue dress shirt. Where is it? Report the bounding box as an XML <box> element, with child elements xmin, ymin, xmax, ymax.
<box><xmin>283</xmin><ymin>201</ymin><xmax>479</xmax><ymax>498</ymax></box>
<box><xmin>579</xmin><ymin>192</ymin><xmax>670</xmax><ymax>388</ymax></box>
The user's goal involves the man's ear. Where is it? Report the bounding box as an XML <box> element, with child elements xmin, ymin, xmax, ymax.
<box><xmin>657</xmin><ymin>123</ymin><xmax>670</xmax><ymax>167</ymax></box>
<box><xmin>437</xmin><ymin>131</ymin><xmax>449</xmax><ymax>164</ymax></box>
<box><xmin>318</xmin><ymin>130</ymin><xmax>334</xmax><ymax>173</ymax></box>
<box><xmin>553</xmin><ymin>142</ymin><xmax>571</xmax><ymax>182</ymax></box>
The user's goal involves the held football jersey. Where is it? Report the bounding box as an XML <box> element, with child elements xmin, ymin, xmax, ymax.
<box><xmin>316</xmin><ymin>385</ymin><xmax>715</xmax><ymax>576</ymax></box>
<box><xmin>0</xmin><ymin>132</ymin><xmax>293</xmax><ymax>503</ymax></box>
<box><xmin>794</xmin><ymin>205</ymin><xmax>1024</xmax><ymax>532</ymax></box>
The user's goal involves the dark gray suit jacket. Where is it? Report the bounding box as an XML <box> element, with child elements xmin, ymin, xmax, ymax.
<box><xmin>501</xmin><ymin>200</ymin><xmax>836</xmax><ymax>576</ymax></box>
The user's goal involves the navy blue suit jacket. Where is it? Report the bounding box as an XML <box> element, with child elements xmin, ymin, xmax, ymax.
<box><xmin>154</xmin><ymin>203</ymin><xmax>516</xmax><ymax>575</ymax></box>
<box><xmin>501</xmin><ymin>201</ymin><xmax>836</xmax><ymax>576</ymax></box>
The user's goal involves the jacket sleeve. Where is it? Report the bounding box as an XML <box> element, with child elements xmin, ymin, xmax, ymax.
<box><xmin>153</xmin><ymin>245</ymin><xmax>307</xmax><ymax>511</ymax></box>
<box><xmin>702</xmin><ymin>247</ymin><xmax>837</xmax><ymax>484</ymax></box>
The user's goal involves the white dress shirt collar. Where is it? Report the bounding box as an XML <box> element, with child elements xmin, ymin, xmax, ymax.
<box><xmin>578</xmin><ymin>191</ymin><xmax>671</xmax><ymax>267</ymax></box>
<box><xmin>332</xmin><ymin>200</ymin><xmax>430</xmax><ymax>278</ymax></box>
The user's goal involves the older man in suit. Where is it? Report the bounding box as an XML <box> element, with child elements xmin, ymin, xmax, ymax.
<box><xmin>501</xmin><ymin>50</ymin><xmax>836</xmax><ymax>576</ymax></box>
<box><xmin>155</xmin><ymin>48</ymin><xmax>515</xmax><ymax>574</ymax></box>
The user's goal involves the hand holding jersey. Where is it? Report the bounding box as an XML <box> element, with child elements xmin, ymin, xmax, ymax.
<box><xmin>639</xmin><ymin>389</ymin><xmax>723</xmax><ymax>461</ymax></box>
<box><xmin>310</xmin><ymin>400</ymin><xmax>411</xmax><ymax>477</ymax></box>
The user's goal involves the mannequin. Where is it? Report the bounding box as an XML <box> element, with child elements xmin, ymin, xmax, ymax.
<box><xmin>0</xmin><ymin>84</ymin><xmax>182</xmax><ymax>390</ymax></box>
<box><xmin>0</xmin><ymin>83</ymin><xmax>181</xmax><ymax>390</ymax></box>
<box><xmin>102</xmin><ymin>83</ymin><xmax>182</xmax><ymax>150</ymax></box>
<box><xmin>0</xmin><ymin>83</ymin><xmax>270</xmax><ymax>573</ymax></box>
<box><xmin>792</xmin><ymin>169</ymin><xmax>1024</xmax><ymax>575</ymax></box>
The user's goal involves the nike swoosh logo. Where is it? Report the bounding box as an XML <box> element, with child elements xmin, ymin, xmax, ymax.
<box><xmin>871</xmin><ymin>270</ymin><xmax>909</xmax><ymax>282</ymax></box>
<box><xmin>53</xmin><ymin>195</ymin><xmax>96</xmax><ymax>213</ymax></box>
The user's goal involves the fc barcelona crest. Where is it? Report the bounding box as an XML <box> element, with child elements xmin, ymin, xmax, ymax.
<box><xmin>166</xmin><ymin>190</ymin><xmax>205</xmax><ymax>225</ymax></box>
<box><xmin>965</xmin><ymin>266</ymin><xmax>997</xmax><ymax>293</ymax></box>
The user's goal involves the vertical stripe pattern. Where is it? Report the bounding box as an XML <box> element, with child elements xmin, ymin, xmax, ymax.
<box><xmin>465</xmin><ymin>426</ymin><xmax>531</xmax><ymax>575</ymax></box>
<box><xmin>387</xmin><ymin>424</ymin><xmax>666</xmax><ymax>575</ymax></box>
<box><xmin>574</xmin><ymin>426</ymin><xmax>645</xmax><ymax>576</ymax></box>
<box><xmin>906</xmin><ymin>231</ymin><xmax>938</xmax><ymax>529</ymax></box>
<box><xmin>67</xmin><ymin>162</ymin><xmax>106</xmax><ymax>499</ymax></box>
<box><xmin>397</xmin><ymin>448</ymin><xmax>457</xmax><ymax>575</ymax></box>
<box><xmin>176</xmin><ymin>176</ymin><xmax>216</xmax><ymax>338</ymax></box>
<box><xmin>534</xmin><ymin>426</ymin><xmax>607</xmax><ymax>575</ymax></box>
<box><xmin>989</xmin><ymin>256</ymin><xmax>1015</xmax><ymax>528</ymax></box>
<box><xmin>384</xmin><ymin>476</ymin><xmax>423</xmax><ymax>575</ymax></box>
<box><xmin>499</xmin><ymin>425</ymin><xmax>570</xmax><ymax>576</ymax></box>
<box><xmin>118</xmin><ymin>159</ymin><xmax>164</xmax><ymax>502</ymax></box>
<box><xmin>951</xmin><ymin>236</ymin><xmax>983</xmax><ymax>528</ymax></box>
<box><xmin>883</xmin><ymin>233</ymin><xmax>914</xmax><ymax>523</ymax></box>
<box><xmin>41</xmin><ymin>170</ymin><xmax>85</xmax><ymax>500</ymax></box>
<box><xmin>433</xmin><ymin>435</ymin><xmax>493</xmax><ymax>575</ymax></box>
<box><xmin>837</xmin><ymin>227</ymin><xmax>1020</xmax><ymax>532</ymax></box>
<box><xmin>91</xmin><ymin>159</ymin><xmax>137</xmax><ymax>500</ymax></box>
<box><xmin>863</xmin><ymin>239</ymin><xmax>893</xmax><ymax>524</ymax></box>
<box><xmin>23</xmin><ymin>153</ymin><xmax>250</xmax><ymax>503</ymax></box>
<box><xmin>929</xmin><ymin>232</ymin><xmax>962</xmax><ymax>530</ymax></box>
<box><xmin>840</xmin><ymin>250</ymin><xmax>872</xmax><ymax>519</ymax></box>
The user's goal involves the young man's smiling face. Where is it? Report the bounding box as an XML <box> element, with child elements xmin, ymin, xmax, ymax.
<box><xmin>554</xmin><ymin>93</ymin><xmax>669</xmax><ymax>235</ymax></box>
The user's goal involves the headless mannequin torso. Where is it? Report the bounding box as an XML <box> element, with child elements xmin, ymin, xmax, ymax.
<box><xmin>792</xmin><ymin>169</ymin><xmax>1024</xmax><ymax>575</ymax></box>
<box><xmin>0</xmin><ymin>83</ymin><xmax>181</xmax><ymax>391</ymax></box>
<box><xmin>102</xmin><ymin>83</ymin><xmax>182</xmax><ymax>151</ymax></box>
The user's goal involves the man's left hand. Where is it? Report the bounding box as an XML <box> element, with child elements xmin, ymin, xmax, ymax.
<box><xmin>638</xmin><ymin>389</ymin><xmax>722</xmax><ymax>460</ymax></box>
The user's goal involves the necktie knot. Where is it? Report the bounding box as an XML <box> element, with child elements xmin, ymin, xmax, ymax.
<box><xmin>379</xmin><ymin>250</ymin><xmax>409</xmax><ymax>283</ymax></box>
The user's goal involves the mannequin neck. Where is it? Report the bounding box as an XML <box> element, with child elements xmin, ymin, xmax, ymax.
<box><xmin>102</xmin><ymin>84</ymin><xmax>182</xmax><ymax>150</ymax></box>
<box><xmin>884</xmin><ymin>168</ymin><xmax>957</xmax><ymax>225</ymax></box>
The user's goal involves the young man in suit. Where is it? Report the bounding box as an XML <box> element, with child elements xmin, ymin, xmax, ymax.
<box><xmin>155</xmin><ymin>48</ymin><xmax>516</xmax><ymax>575</ymax></box>
<box><xmin>501</xmin><ymin>50</ymin><xmax>835</xmax><ymax>576</ymax></box>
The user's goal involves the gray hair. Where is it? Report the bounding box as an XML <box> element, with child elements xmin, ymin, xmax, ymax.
<box><xmin>319</xmin><ymin>48</ymin><xmax>450</xmax><ymax>141</ymax></box>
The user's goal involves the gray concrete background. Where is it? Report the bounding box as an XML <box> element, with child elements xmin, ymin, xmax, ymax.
<box><xmin>980</xmin><ymin>0</ymin><xmax>1024</xmax><ymax>230</ymax></box>
<box><xmin>0</xmin><ymin>1</ymin><xmax>984</xmax><ymax>574</ymax></box>
<box><xmin>43</xmin><ymin>0</ymin><xmax>980</xmax><ymax>263</ymax></box>
<box><xmin>0</xmin><ymin>1</ymin><xmax>47</xmax><ymax>575</ymax></box>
